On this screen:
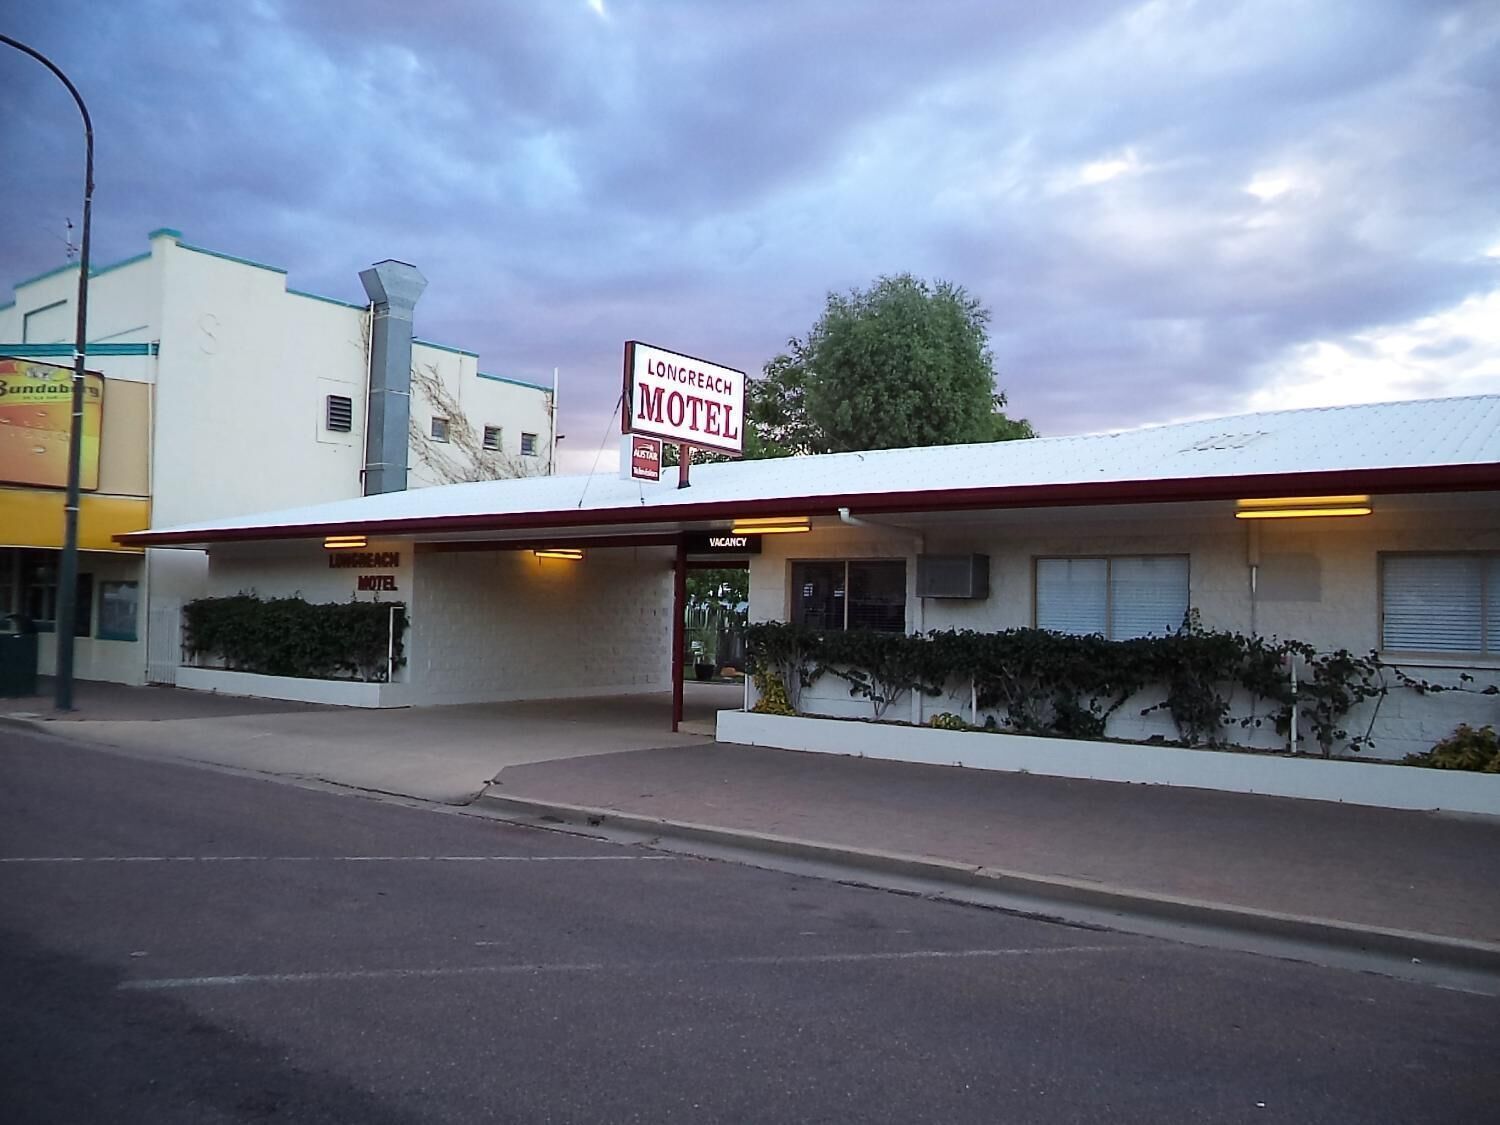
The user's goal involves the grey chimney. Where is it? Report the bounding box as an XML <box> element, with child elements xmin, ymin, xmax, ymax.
<box><xmin>360</xmin><ymin>259</ymin><xmax>427</xmax><ymax>495</ymax></box>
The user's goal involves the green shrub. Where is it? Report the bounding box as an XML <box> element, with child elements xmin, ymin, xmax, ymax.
<box><xmin>183</xmin><ymin>594</ymin><xmax>406</xmax><ymax>682</ymax></box>
<box><xmin>1404</xmin><ymin>725</ymin><xmax>1500</xmax><ymax>772</ymax></box>
<box><xmin>750</xmin><ymin>669</ymin><xmax>796</xmax><ymax>715</ymax></box>
<box><xmin>929</xmin><ymin>712</ymin><xmax>970</xmax><ymax>731</ymax></box>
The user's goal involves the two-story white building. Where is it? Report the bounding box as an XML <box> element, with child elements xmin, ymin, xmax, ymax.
<box><xmin>0</xmin><ymin>227</ymin><xmax>555</xmax><ymax>684</ymax></box>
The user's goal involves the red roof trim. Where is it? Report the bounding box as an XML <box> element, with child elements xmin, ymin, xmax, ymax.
<box><xmin>118</xmin><ymin>463</ymin><xmax>1500</xmax><ymax>547</ymax></box>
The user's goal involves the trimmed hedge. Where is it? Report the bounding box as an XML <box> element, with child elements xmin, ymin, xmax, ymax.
<box><xmin>183</xmin><ymin>595</ymin><xmax>406</xmax><ymax>682</ymax></box>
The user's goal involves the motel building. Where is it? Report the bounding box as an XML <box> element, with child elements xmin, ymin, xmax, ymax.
<box><xmin>118</xmin><ymin>391</ymin><xmax>1500</xmax><ymax>797</ymax></box>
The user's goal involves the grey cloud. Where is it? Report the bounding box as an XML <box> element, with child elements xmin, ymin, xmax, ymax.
<box><xmin>2</xmin><ymin>0</ymin><xmax>1497</xmax><ymax>459</ymax></box>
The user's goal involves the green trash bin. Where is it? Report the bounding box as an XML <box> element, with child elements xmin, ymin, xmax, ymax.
<box><xmin>0</xmin><ymin>613</ymin><xmax>39</xmax><ymax>698</ymax></box>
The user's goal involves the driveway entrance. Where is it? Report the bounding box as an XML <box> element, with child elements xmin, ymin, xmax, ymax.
<box><xmin>9</xmin><ymin>679</ymin><xmax>745</xmax><ymax>804</ymax></box>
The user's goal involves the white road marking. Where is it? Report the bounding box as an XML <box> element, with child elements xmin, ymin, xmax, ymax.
<box><xmin>0</xmin><ymin>855</ymin><xmax>673</xmax><ymax>864</ymax></box>
<box><xmin>121</xmin><ymin>962</ymin><xmax>610</xmax><ymax>990</ymax></box>
<box><xmin>120</xmin><ymin>945</ymin><xmax>1118</xmax><ymax>991</ymax></box>
<box><xmin>723</xmin><ymin>945</ymin><xmax>1116</xmax><ymax>967</ymax></box>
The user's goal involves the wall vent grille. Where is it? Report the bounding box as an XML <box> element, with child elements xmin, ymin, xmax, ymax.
<box><xmin>326</xmin><ymin>394</ymin><xmax>354</xmax><ymax>432</ymax></box>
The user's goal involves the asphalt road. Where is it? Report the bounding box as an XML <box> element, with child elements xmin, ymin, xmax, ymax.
<box><xmin>2</xmin><ymin>728</ymin><xmax>1495</xmax><ymax>1124</ymax></box>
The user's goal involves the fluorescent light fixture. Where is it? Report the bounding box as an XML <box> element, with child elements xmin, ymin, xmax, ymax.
<box><xmin>730</xmin><ymin>516</ymin><xmax>811</xmax><ymax>535</ymax></box>
<box><xmin>324</xmin><ymin>535</ymin><xmax>368</xmax><ymax>549</ymax></box>
<box><xmin>534</xmin><ymin>548</ymin><xmax>584</xmax><ymax>560</ymax></box>
<box><xmin>1234</xmin><ymin>496</ymin><xmax>1372</xmax><ymax>520</ymax></box>
<box><xmin>1234</xmin><ymin>507</ymin><xmax>1371</xmax><ymax>520</ymax></box>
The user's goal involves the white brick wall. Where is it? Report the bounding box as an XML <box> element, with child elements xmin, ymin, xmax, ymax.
<box><xmin>404</xmin><ymin>547</ymin><xmax>674</xmax><ymax>706</ymax></box>
<box><xmin>749</xmin><ymin>496</ymin><xmax>1500</xmax><ymax>759</ymax></box>
<box><xmin>206</xmin><ymin>540</ymin><xmax>414</xmax><ymax>606</ymax></box>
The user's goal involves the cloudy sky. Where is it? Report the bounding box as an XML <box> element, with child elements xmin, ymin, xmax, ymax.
<box><xmin>3</xmin><ymin>0</ymin><xmax>1497</xmax><ymax>470</ymax></box>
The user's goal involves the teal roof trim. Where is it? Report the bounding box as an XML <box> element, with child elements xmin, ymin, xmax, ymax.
<box><xmin>288</xmin><ymin>288</ymin><xmax>367</xmax><ymax>311</ymax></box>
<box><xmin>14</xmin><ymin>259</ymin><xmax>81</xmax><ymax>288</ymax></box>
<box><xmin>13</xmin><ymin>248</ymin><xmax>151</xmax><ymax>292</ymax></box>
<box><xmin>0</xmin><ymin>342</ymin><xmax>158</xmax><ymax>357</ymax></box>
<box><xmin>176</xmin><ymin>241</ymin><xmax>288</xmax><ymax>275</ymax></box>
<box><xmin>148</xmin><ymin>227</ymin><xmax>183</xmax><ymax>240</ymax></box>
<box><xmin>413</xmin><ymin>337</ymin><xmax>479</xmax><ymax>359</ymax></box>
<box><xmin>92</xmin><ymin>251</ymin><xmax>152</xmax><ymax>278</ymax></box>
<box><xmin>478</xmin><ymin>371</ymin><xmax>553</xmax><ymax>394</ymax></box>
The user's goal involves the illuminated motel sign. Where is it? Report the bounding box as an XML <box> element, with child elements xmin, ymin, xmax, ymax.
<box><xmin>623</xmin><ymin>341</ymin><xmax>746</xmax><ymax>460</ymax></box>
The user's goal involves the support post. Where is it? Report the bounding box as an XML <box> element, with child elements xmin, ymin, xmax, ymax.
<box><xmin>386</xmin><ymin>604</ymin><xmax>397</xmax><ymax>684</ymax></box>
<box><xmin>677</xmin><ymin>443</ymin><xmax>691</xmax><ymax>489</ymax></box>
<box><xmin>671</xmin><ymin>536</ymin><xmax>687</xmax><ymax>731</ymax></box>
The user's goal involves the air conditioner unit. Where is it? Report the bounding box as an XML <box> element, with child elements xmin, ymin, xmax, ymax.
<box><xmin>916</xmin><ymin>554</ymin><xmax>989</xmax><ymax>599</ymax></box>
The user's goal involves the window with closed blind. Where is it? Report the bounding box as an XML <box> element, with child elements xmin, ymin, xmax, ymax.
<box><xmin>1380</xmin><ymin>554</ymin><xmax>1498</xmax><ymax>655</ymax></box>
<box><xmin>1035</xmin><ymin>555</ymin><xmax>1189</xmax><ymax>639</ymax></box>
<box><xmin>789</xmin><ymin>560</ymin><xmax>906</xmax><ymax>633</ymax></box>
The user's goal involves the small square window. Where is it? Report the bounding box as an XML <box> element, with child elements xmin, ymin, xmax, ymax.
<box><xmin>97</xmin><ymin>580</ymin><xmax>139</xmax><ymax>641</ymax></box>
<box><xmin>430</xmin><ymin>417</ymin><xmax>450</xmax><ymax>443</ymax></box>
<box><xmin>483</xmin><ymin>426</ymin><xmax>501</xmax><ymax>452</ymax></box>
<box><xmin>520</xmin><ymin>432</ymin><xmax>538</xmax><ymax>457</ymax></box>
<box><xmin>326</xmin><ymin>394</ymin><xmax>353</xmax><ymax>432</ymax></box>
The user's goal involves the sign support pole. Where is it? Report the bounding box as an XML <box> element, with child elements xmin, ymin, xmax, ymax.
<box><xmin>677</xmin><ymin>443</ymin><xmax>691</xmax><ymax>489</ymax></box>
<box><xmin>671</xmin><ymin>535</ymin><xmax>687</xmax><ymax>731</ymax></box>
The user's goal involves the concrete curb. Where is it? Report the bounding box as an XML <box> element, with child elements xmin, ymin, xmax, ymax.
<box><xmin>0</xmin><ymin>713</ymin><xmax>61</xmax><ymax>734</ymax></box>
<box><xmin>478</xmin><ymin>787</ymin><xmax>1500</xmax><ymax>974</ymax></box>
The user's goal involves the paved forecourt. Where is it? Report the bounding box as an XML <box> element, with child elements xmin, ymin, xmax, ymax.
<box><xmin>2</xmin><ymin>729</ymin><xmax>1495</xmax><ymax>1124</ymax></box>
<box><xmin>3</xmin><ymin>678</ymin><xmax>742</xmax><ymax>803</ymax></box>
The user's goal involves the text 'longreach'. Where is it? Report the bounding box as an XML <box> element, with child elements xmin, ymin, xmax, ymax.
<box><xmin>328</xmin><ymin>552</ymin><xmax>401</xmax><ymax>569</ymax></box>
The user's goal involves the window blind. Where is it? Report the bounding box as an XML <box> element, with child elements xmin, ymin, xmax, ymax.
<box><xmin>1036</xmin><ymin>558</ymin><xmax>1108</xmax><ymax>635</ymax></box>
<box><xmin>1487</xmin><ymin>559</ymin><xmax>1500</xmax><ymax>655</ymax></box>
<box><xmin>1110</xmin><ymin>556</ymin><xmax>1190</xmax><ymax>638</ymax></box>
<box><xmin>1381</xmin><ymin>555</ymin><xmax>1484</xmax><ymax>653</ymax></box>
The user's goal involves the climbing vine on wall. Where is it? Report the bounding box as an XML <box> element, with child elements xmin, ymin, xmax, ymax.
<box><xmin>745</xmin><ymin>619</ymin><xmax>1415</xmax><ymax>757</ymax></box>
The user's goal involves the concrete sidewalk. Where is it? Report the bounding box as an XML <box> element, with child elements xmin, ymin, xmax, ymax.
<box><xmin>2</xmin><ymin>679</ymin><xmax>735</xmax><ymax>803</ymax></box>
<box><xmin>483</xmin><ymin>741</ymin><xmax>1500</xmax><ymax>955</ymax></box>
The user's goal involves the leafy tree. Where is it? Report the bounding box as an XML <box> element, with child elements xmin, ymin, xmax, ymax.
<box><xmin>747</xmin><ymin>273</ymin><xmax>1033</xmax><ymax>456</ymax></box>
<box><xmin>988</xmin><ymin>408</ymin><xmax>1037</xmax><ymax>442</ymax></box>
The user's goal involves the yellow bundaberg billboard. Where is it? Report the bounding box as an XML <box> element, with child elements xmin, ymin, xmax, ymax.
<box><xmin>0</xmin><ymin>357</ymin><xmax>104</xmax><ymax>491</ymax></box>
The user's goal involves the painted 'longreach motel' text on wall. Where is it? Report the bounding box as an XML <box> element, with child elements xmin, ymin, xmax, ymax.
<box><xmin>625</xmin><ymin>341</ymin><xmax>745</xmax><ymax>457</ymax></box>
<box><xmin>328</xmin><ymin>551</ymin><xmax>400</xmax><ymax>592</ymax></box>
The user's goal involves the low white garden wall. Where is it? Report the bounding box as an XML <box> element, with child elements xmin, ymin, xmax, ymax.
<box><xmin>716</xmin><ymin>710</ymin><xmax>1500</xmax><ymax>816</ymax></box>
<box><xmin>783</xmin><ymin>670</ymin><xmax>1495</xmax><ymax>763</ymax></box>
<box><xmin>175</xmin><ymin>667</ymin><xmax>412</xmax><ymax>709</ymax></box>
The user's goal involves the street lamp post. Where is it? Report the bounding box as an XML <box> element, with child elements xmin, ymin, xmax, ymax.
<box><xmin>0</xmin><ymin>34</ymin><xmax>93</xmax><ymax>711</ymax></box>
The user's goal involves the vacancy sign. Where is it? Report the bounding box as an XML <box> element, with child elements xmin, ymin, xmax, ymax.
<box><xmin>624</xmin><ymin>341</ymin><xmax>746</xmax><ymax>457</ymax></box>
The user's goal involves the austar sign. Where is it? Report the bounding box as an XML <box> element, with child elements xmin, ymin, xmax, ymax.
<box><xmin>624</xmin><ymin>341</ymin><xmax>746</xmax><ymax>457</ymax></box>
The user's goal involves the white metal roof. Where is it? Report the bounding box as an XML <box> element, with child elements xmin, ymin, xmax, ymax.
<box><xmin>128</xmin><ymin>394</ymin><xmax>1500</xmax><ymax>545</ymax></box>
